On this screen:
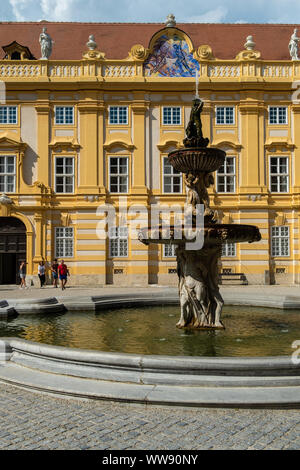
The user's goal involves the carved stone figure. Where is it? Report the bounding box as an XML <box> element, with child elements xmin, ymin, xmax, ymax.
<box><xmin>39</xmin><ymin>28</ymin><xmax>53</xmax><ymax>60</ymax></box>
<box><xmin>0</xmin><ymin>193</ymin><xmax>13</xmax><ymax>205</ymax></box>
<box><xmin>289</xmin><ymin>29</ymin><xmax>300</xmax><ymax>61</ymax></box>
<box><xmin>176</xmin><ymin>246</ymin><xmax>224</xmax><ymax>329</ymax></box>
<box><xmin>184</xmin><ymin>98</ymin><xmax>209</xmax><ymax>148</ymax></box>
<box><xmin>184</xmin><ymin>172</ymin><xmax>215</xmax><ymax>220</ymax></box>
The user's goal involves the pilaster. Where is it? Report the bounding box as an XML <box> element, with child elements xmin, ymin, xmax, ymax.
<box><xmin>292</xmin><ymin>104</ymin><xmax>300</xmax><ymax>193</ymax></box>
<box><xmin>35</xmin><ymin>92</ymin><xmax>50</xmax><ymax>187</ymax></box>
<box><xmin>239</xmin><ymin>96</ymin><xmax>267</xmax><ymax>195</ymax></box>
<box><xmin>131</xmin><ymin>94</ymin><xmax>149</xmax><ymax>197</ymax></box>
<box><xmin>77</xmin><ymin>92</ymin><xmax>102</xmax><ymax>194</ymax></box>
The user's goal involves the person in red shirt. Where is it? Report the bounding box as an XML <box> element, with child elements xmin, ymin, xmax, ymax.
<box><xmin>58</xmin><ymin>260</ymin><xmax>70</xmax><ymax>290</ymax></box>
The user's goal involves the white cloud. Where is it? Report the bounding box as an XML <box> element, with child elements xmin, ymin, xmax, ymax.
<box><xmin>182</xmin><ymin>6</ymin><xmax>228</xmax><ymax>23</ymax></box>
<box><xmin>40</xmin><ymin>0</ymin><xmax>77</xmax><ymax>21</ymax></box>
<box><xmin>6</xmin><ymin>0</ymin><xmax>300</xmax><ymax>23</ymax></box>
<box><xmin>8</xmin><ymin>0</ymin><xmax>78</xmax><ymax>22</ymax></box>
<box><xmin>9</xmin><ymin>0</ymin><xmax>30</xmax><ymax>21</ymax></box>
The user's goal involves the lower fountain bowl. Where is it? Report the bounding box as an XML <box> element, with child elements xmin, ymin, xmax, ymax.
<box><xmin>168</xmin><ymin>147</ymin><xmax>226</xmax><ymax>174</ymax></box>
<box><xmin>138</xmin><ymin>224</ymin><xmax>262</xmax><ymax>247</ymax></box>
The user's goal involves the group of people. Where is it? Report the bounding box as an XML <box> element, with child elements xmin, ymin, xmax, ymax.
<box><xmin>19</xmin><ymin>259</ymin><xmax>70</xmax><ymax>290</ymax></box>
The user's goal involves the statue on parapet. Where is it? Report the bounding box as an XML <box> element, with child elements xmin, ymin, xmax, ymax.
<box><xmin>184</xmin><ymin>98</ymin><xmax>209</xmax><ymax>148</ymax></box>
<box><xmin>39</xmin><ymin>27</ymin><xmax>53</xmax><ymax>60</ymax></box>
<box><xmin>289</xmin><ymin>28</ymin><xmax>300</xmax><ymax>61</ymax></box>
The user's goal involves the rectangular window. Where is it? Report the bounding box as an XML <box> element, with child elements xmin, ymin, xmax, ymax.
<box><xmin>0</xmin><ymin>155</ymin><xmax>16</xmax><ymax>192</ymax></box>
<box><xmin>109</xmin><ymin>106</ymin><xmax>128</xmax><ymax>125</ymax></box>
<box><xmin>163</xmin><ymin>157</ymin><xmax>182</xmax><ymax>193</ymax></box>
<box><xmin>109</xmin><ymin>157</ymin><xmax>128</xmax><ymax>193</ymax></box>
<box><xmin>0</xmin><ymin>106</ymin><xmax>17</xmax><ymax>124</ymax></box>
<box><xmin>269</xmin><ymin>107</ymin><xmax>287</xmax><ymax>125</ymax></box>
<box><xmin>163</xmin><ymin>244</ymin><xmax>177</xmax><ymax>258</ymax></box>
<box><xmin>55</xmin><ymin>106</ymin><xmax>74</xmax><ymax>125</ymax></box>
<box><xmin>269</xmin><ymin>157</ymin><xmax>289</xmax><ymax>193</ymax></box>
<box><xmin>55</xmin><ymin>157</ymin><xmax>74</xmax><ymax>193</ymax></box>
<box><xmin>217</xmin><ymin>156</ymin><xmax>236</xmax><ymax>193</ymax></box>
<box><xmin>216</xmin><ymin>106</ymin><xmax>234</xmax><ymax>125</ymax></box>
<box><xmin>55</xmin><ymin>227</ymin><xmax>74</xmax><ymax>258</ymax></box>
<box><xmin>109</xmin><ymin>226</ymin><xmax>128</xmax><ymax>258</ymax></box>
<box><xmin>163</xmin><ymin>107</ymin><xmax>181</xmax><ymax>125</ymax></box>
<box><xmin>222</xmin><ymin>243</ymin><xmax>236</xmax><ymax>257</ymax></box>
<box><xmin>271</xmin><ymin>226</ymin><xmax>290</xmax><ymax>257</ymax></box>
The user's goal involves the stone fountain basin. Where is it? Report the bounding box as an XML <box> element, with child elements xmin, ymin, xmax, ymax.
<box><xmin>0</xmin><ymin>336</ymin><xmax>300</xmax><ymax>408</ymax></box>
<box><xmin>168</xmin><ymin>147</ymin><xmax>226</xmax><ymax>173</ymax></box>
<box><xmin>139</xmin><ymin>224</ymin><xmax>262</xmax><ymax>247</ymax></box>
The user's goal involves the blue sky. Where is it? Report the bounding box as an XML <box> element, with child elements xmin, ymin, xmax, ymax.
<box><xmin>3</xmin><ymin>0</ymin><xmax>300</xmax><ymax>23</ymax></box>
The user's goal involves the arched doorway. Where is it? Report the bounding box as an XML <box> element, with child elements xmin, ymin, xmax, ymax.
<box><xmin>0</xmin><ymin>217</ymin><xmax>26</xmax><ymax>284</ymax></box>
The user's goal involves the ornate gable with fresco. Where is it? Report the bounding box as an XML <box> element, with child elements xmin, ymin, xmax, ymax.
<box><xmin>144</xmin><ymin>30</ymin><xmax>199</xmax><ymax>77</ymax></box>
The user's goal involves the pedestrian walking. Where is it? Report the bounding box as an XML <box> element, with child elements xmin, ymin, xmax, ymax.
<box><xmin>51</xmin><ymin>258</ymin><xmax>59</xmax><ymax>288</ymax></box>
<box><xmin>58</xmin><ymin>260</ymin><xmax>70</xmax><ymax>290</ymax></box>
<box><xmin>38</xmin><ymin>261</ymin><xmax>46</xmax><ymax>288</ymax></box>
<box><xmin>19</xmin><ymin>261</ymin><xmax>27</xmax><ymax>289</ymax></box>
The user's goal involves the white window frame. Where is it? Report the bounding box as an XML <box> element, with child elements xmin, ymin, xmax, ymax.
<box><xmin>163</xmin><ymin>244</ymin><xmax>177</xmax><ymax>258</ymax></box>
<box><xmin>109</xmin><ymin>226</ymin><xmax>128</xmax><ymax>258</ymax></box>
<box><xmin>108</xmin><ymin>106</ymin><xmax>128</xmax><ymax>125</ymax></box>
<box><xmin>271</xmin><ymin>226</ymin><xmax>290</xmax><ymax>257</ymax></box>
<box><xmin>217</xmin><ymin>156</ymin><xmax>236</xmax><ymax>193</ymax></box>
<box><xmin>269</xmin><ymin>106</ymin><xmax>288</xmax><ymax>125</ymax></box>
<box><xmin>55</xmin><ymin>227</ymin><xmax>74</xmax><ymax>258</ymax></box>
<box><xmin>55</xmin><ymin>156</ymin><xmax>75</xmax><ymax>194</ymax></box>
<box><xmin>162</xmin><ymin>107</ymin><xmax>182</xmax><ymax>126</ymax></box>
<box><xmin>269</xmin><ymin>156</ymin><xmax>289</xmax><ymax>193</ymax></box>
<box><xmin>0</xmin><ymin>106</ymin><xmax>18</xmax><ymax>125</ymax></box>
<box><xmin>222</xmin><ymin>242</ymin><xmax>236</xmax><ymax>258</ymax></box>
<box><xmin>109</xmin><ymin>156</ymin><xmax>129</xmax><ymax>194</ymax></box>
<box><xmin>0</xmin><ymin>155</ymin><xmax>16</xmax><ymax>193</ymax></box>
<box><xmin>163</xmin><ymin>157</ymin><xmax>182</xmax><ymax>194</ymax></box>
<box><xmin>54</xmin><ymin>106</ymin><xmax>74</xmax><ymax>125</ymax></box>
<box><xmin>215</xmin><ymin>106</ymin><xmax>235</xmax><ymax>125</ymax></box>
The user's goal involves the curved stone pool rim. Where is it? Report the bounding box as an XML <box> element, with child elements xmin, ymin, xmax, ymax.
<box><xmin>2</xmin><ymin>289</ymin><xmax>300</xmax><ymax>317</ymax></box>
<box><xmin>1</xmin><ymin>291</ymin><xmax>300</xmax><ymax>408</ymax></box>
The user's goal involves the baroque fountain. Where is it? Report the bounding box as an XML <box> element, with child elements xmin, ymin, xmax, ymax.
<box><xmin>139</xmin><ymin>95</ymin><xmax>261</xmax><ymax>330</ymax></box>
<box><xmin>2</xmin><ymin>94</ymin><xmax>300</xmax><ymax>407</ymax></box>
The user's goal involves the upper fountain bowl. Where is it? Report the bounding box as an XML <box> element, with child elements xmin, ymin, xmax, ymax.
<box><xmin>168</xmin><ymin>147</ymin><xmax>226</xmax><ymax>174</ymax></box>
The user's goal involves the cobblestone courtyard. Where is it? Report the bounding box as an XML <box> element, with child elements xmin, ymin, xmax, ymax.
<box><xmin>0</xmin><ymin>383</ymin><xmax>299</xmax><ymax>450</ymax></box>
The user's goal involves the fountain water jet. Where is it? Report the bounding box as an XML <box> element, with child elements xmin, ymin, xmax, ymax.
<box><xmin>139</xmin><ymin>96</ymin><xmax>261</xmax><ymax>330</ymax></box>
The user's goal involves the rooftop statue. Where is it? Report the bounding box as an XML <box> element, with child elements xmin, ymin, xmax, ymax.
<box><xmin>39</xmin><ymin>27</ymin><xmax>53</xmax><ymax>60</ymax></box>
<box><xmin>289</xmin><ymin>28</ymin><xmax>300</xmax><ymax>61</ymax></box>
<box><xmin>165</xmin><ymin>13</ymin><xmax>176</xmax><ymax>27</ymax></box>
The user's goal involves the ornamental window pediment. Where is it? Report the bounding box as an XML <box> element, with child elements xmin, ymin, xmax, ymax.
<box><xmin>0</xmin><ymin>132</ymin><xmax>27</xmax><ymax>152</ymax></box>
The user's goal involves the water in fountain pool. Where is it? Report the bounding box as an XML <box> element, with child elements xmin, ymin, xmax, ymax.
<box><xmin>0</xmin><ymin>305</ymin><xmax>299</xmax><ymax>357</ymax></box>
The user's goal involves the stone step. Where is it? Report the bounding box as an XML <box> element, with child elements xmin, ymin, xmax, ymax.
<box><xmin>220</xmin><ymin>279</ymin><xmax>248</xmax><ymax>285</ymax></box>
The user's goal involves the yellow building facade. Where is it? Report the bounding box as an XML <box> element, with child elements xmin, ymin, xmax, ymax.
<box><xmin>0</xmin><ymin>23</ymin><xmax>300</xmax><ymax>286</ymax></box>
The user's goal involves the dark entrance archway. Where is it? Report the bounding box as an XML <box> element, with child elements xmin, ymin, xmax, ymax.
<box><xmin>0</xmin><ymin>217</ymin><xmax>26</xmax><ymax>284</ymax></box>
